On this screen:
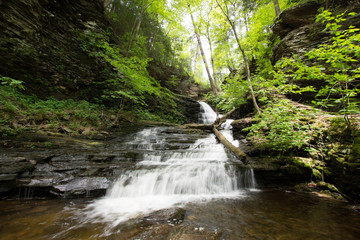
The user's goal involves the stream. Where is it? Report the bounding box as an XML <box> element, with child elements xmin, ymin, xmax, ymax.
<box><xmin>1</xmin><ymin>102</ymin><xmax>360</xmax><ymax>239</ymax></box>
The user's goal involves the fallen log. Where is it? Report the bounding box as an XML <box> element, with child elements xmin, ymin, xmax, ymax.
<box><xmin>212</xmin><ymin>126</ymin><xmax>249</xmax><ymax>164</ymax></box>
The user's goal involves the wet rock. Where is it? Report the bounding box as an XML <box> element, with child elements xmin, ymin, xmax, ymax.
<box><xmin>248</xmin><ymin>157</ymin><xmax>313</xmax><ymax>188</ymax></box>
<box><xmin>231</xmin><ymin>117</ymin><xmax>253</xmax><ymax>132</ymax></box>
<box><xmin>175</xmin><ymin>96</ymin><xmax>201</xmax><ymax>123</ymax></box>
<box><xmin>0</xmin><ymin>174</ymin><xmax>18</xmax><ymax>181</ymax></box>
<box><xmin>272</xmin><ymin>0</ymin><xmax>322</xmax><ymax>39</ymax></box>
<box><xmin>25</xmin><ymin>153</ymin><xmax>55</xmax><ymax>164</ymax></box>
<box><xmin>0</xmin><ymin>156</ymin><xmax>34</xmax><ymax>174</ymax></box>
<box><xmin>139</xmin><ymin>207</ymin><xmax>185</xmax><ymax>226</ymax></box>
<box><xmin>168</xmin><ymin>225</ymin><xmax>222</xmax><ymax>240</ymax></box>
<box><xmin>0</xmin><ymin>156</ymin><xmax>36</xmax><ymax>194</ymax></box>
<box><xmin>51</xmin><ymin>177</ymin><xmax>110</xmax><ymax>197</ymax></box>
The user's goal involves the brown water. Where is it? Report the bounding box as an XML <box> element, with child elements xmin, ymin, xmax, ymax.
<box><xmin>1</xmin><ymin>190</ymin><xmax>359</xmax><ymax>240</ymax></box>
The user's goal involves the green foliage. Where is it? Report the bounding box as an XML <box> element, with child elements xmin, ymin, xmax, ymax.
<box><xmin>216</xmin><ymin>0</ymin><xmax>297</xmax><ymax>110</ymax></box>
<box><xmin>0</xmin><ymin>86</ymin><xmax>114</xmax><ymax>138</ymax></box>
<box><xmin>78</xmin><ymin>28</ymin><xmax>177</xmax><ymax>111</ymax></box>
<box><xmin>274</xmin><ymin>10</ymin><xmax>360</xmax><ymax>121</ymax></box>
<box><xmin>243</xmin><ymin>0</ymin><xmax>297</xmax><ymax>75</ymax></box>
<box><xmin>245</xmin><ymin>99</ymin><xmax>315</xmax><ymax>152</ymax></box>
<box><xmin>215</xmin><ymin>75</ymin><xmax>249</xmax><ymax>111</ymax></box>
<box><xmin>137</xmin><ymin>108</ymin><xmax>185</xmax><ymax>124</ymax></box>
<box><xmin>0</xmin><ymin>75</ymin><xmax>25</xmax><ymax>90</ymax></box>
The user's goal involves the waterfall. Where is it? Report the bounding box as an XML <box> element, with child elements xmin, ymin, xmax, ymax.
<box><xmin>83</xmin><ymin>102</ymin><xmax>256</xmax><ymax>228</ymax></box>
<box><xmin>199</xmin><ymin>101</ymin><xmax>217</xmax><ymax>124</ymax></box>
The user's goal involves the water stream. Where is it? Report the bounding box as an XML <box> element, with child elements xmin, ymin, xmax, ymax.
<box><xmin>80</xmin><ymin>102</ymin><xmax>256</xmax><ymax>230</ymax></box>
<box><xmin>0</xmin><ymin>102</ymin><xmax>360</xmax><ymax>239</ymax></box>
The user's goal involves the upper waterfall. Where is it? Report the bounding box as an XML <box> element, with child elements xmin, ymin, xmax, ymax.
<box><xmin>198</xmin><ymin>101</ymin><xmax>217</xmax><ymax>124</ymax></box>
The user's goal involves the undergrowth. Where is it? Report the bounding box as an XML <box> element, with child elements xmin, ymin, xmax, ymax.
<box><xmin>0</xmin><ymin>85</ymin><xmax>186</xmax><ymax>139</ymax></box>
<box><xmin>0</xmin><ymin>86</ymin><xmax>115</xmax><ymax>138</ymax></box>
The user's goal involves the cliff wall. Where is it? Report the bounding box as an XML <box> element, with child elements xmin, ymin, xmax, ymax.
<box><xmin>271</xmin><ymin>0</ymin><xmax>360</xmax><ymax>101</ymax></box>
<box><xmin>0</xmin><ymin>0</ymin><xmax>111</xmax><ymax>99</ymax></box>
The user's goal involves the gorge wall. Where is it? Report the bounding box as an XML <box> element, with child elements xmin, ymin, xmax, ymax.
<box><xmin>0</xmin><ymin>0</ymin><xmax>113</xmax><ymax>100</ymax></box>
<box><xmin>271</xmin><ymin>0</ymin><xmax>360</xmax><ymax>102</ymax></box>
<box><xmin>270</xmin><ymin>0</ymin><xmax>360</xmax><ymax>201</ymax></box>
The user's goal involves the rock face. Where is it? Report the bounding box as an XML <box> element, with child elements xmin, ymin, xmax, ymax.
<box><xmin>272</xmin><ymin>0</ymin><xmax>324</xmax><ymax>63</ymax></box>
<box><xmin>0</xmin><ymin>126</ymin><xmax>146</xmax><ymax>198</ymax></box>
<box><xmin>0</xmin><ymin>147</ymin><xmax>128</xmax><ymax>198</ymax></box>
<box><xmin>0</xmin><ymin>124</ymin><xmax>206</xmax><ymax>199</ymax></box>
<box><xmin>0</xmin><ymin>0</ymin><xmax>111</xmax><ymax>99</ymax></box>
<box><xmin>271</xmin><ymin>0</ymin><xmax>360</xmax><ymax>101</ymax></box>
<box><xmin>272</xmin><ymin>0</ymin><xmax>359</xmax><ymax>63</ymax></box>
<box><xmin>175</xmin><ymin>96</ymin><xmax>201</xmax><ymax>123</ymax></box>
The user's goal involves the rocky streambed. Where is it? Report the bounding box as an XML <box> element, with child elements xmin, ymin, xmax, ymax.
<box><xmin>1</xmin><ymin>122</ymin><xmax>360</xmax><ymax>239</ymax></box>
<box><xmin>0</xmin><ymin>122</ymin><xmax>312</xmax><ymax>199</ymax></box>
<box><xmin>0</xmin><ymin>124</ymin><xmax>190</xmax><ymax>198</ymax></box>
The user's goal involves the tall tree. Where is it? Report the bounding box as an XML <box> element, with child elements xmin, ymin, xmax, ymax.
<box><xmin>187</xmin><ymin>3</ymin><xmax>217</xmax><ymax>96</ymax></box>
<box><xmin>273</xmin><ymin>0</ymin><xmax>281</xmax><ymax>16</ymax></box>
<box><xmin>204</xmin><ymin>4</ymin><xmax>217</xmax><ymax>85</ymax></box>
<box><xmin>128</xmin><ymin>0</ymin><xmax>155</xmax><ymax>50</ymax></box>
<box><xmin>215</xmin><ymin>0</ymin><xmax>261</xmax><ymax>113</ymax></box>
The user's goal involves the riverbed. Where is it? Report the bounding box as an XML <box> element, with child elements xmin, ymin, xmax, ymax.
<box><xmin>1</xmin><ymin>190</ymin><xmax>359</xmax><ymax>240</ymax></box>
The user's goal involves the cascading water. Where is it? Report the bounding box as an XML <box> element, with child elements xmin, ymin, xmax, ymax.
<box><xmin>82</xmin><ymin>102</ymin><xmax>256</xmax><ymax>231</ymax></box>
<box><xmin>199</xmin><ymin>101</ymin><xmax>218</xmax><ymax>124</ymax></box>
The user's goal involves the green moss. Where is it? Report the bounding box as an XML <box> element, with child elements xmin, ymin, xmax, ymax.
<box><xmin>312</xmin><ymin>169</ymin><xmax>322</xmax><ymax>179</ymax></box>
<box><xmin>352</xmin><ymin>137</ymin><xmax>360</xmax><ymax>157</ymax></box>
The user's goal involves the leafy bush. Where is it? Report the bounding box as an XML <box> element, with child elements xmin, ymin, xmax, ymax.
<box><xmin>245</xmin><ymin>99</ymin><xmax>314</xmax><ymax>152</ymax></box>
<box><xmin>217</xmin><ymin>75</ymin><xmax>250</xmax><ymax>111</ymax></box>
<box><xmin>0</xmin><ymin>75</ymin><xmax>25</xmax><ymax>90</ymax></box>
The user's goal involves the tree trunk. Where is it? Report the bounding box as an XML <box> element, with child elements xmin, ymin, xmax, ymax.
<box><xmin>133</xmin><ymin>7</ymin><xmax>146</xmax><ymax>40</ymax></box>
<box><xmin>212</xmin><ymin>127</ymin><xmax>248</xmax><ymax>163</ymax></box>
<box><xmin>216</xmin><ymin>0</ymin><xmax>261</xmax><ymax>114</ymax></box>
<box><xmin>206</xmin><ymin>29</ymin><xmax>216</xmax><ymax>85</ymax></box>
<box><xmin>213</xmin><ymin>107</ymin><xmax>248</xmax><ymax>163</ymax></box>
<box><xmin>273</xmin><ymin>0</ymin><xmax>281</xmax><ymax>16</ymax></box>
<box><xmin>104</xmin><ymin>0</ymin><xmax>112</xmax><ymax>11</ymax></box>
<box><xmin>193</xmin><ymin>43</ymin><xmax>199</xmax><ymax>76</ymax></box>
<box><xmin>128</xmin><ymin>2</ymin><xmax>145</xmax><ymax>51</ymax></box>
<box><xmin>128</xmin><ymin>0</ymin><xmax>154</xmax><ymax>51</ymax></box>
<box><xmin>244</xmin><ymin>12</ymin><xmax>249</xmax><ymax>33</ymax></box>
<box><xmin>187</xmin><ymin>4</ymin><xmax>217</xmax><ymax>96</ymax></box>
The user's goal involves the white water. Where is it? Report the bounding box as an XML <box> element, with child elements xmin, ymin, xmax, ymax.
<box><xmin>199</xmin><ymin>101</ymin><xmax>218</xmax><ymax>124</ymax></box>
<box><xmin>82</xmin><ymin>102</ymin><xmax>256</xmax><ymax>230</ymax></box>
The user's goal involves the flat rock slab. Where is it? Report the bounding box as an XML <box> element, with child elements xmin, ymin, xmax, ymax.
<box><xmin>169</xmin><ymin>226</ymin><xmax>222</xmax><ymax>240</ymax></box>
<box><xmin>140</xmin><ymin>207</ymin><xmax>185</xmax><ymax>226</ymax></box>
<box><xmin>177</xmin><ymin>234</ymin><xmax>211</xmax><ymax>240</ymax></box>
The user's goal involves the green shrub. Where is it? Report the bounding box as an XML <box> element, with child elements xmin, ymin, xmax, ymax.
<box><xmin>245</xmin><ymin>99</ymin><xmax>314</xmax><ymax>152</ymax></box>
